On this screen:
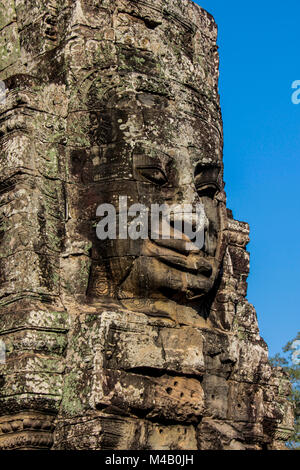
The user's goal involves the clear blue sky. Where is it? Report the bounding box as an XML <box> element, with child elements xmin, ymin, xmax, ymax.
<box><xmin>194</xmin><ymin>0</ymin><xmax>300</xmax><ymax>356</ymax></box>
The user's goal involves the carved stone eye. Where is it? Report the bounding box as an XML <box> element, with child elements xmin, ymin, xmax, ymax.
<box><xmin>137</xmin><ymin>166</ymin><xmax>168</xmax><ymax>186</ymax></box>
<box><xmin>196</xmin><ymin>183</ymin><xmax>219</xmax><ymax>199</ymax></box>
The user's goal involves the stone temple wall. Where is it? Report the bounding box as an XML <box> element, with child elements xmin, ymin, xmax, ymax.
<box><xmin>0</xmin><ymin>0</ymin><xmax>294</xmax><ymax>450</ymax></box>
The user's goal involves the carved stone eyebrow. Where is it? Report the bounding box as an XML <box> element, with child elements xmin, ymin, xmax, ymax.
<box><xmin>132</xmin><ymin>149</ymin><xmax>174</xmax><ymax>176</ymax></box>
<box><xmin>194</xmin><ymin>162</ymin><xmax>220</xmax><ymax>175</ymax></box>
<box><xmin>194</xmin><ymin>163</ymin><xmax>221</xmax><ymax>182</ymax></box>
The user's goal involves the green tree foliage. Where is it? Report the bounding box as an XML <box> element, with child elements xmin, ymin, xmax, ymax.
<box><xmin>270</xmin><ymin>332</ymin><xmax>300</xmax><ymax>449</ymax></box>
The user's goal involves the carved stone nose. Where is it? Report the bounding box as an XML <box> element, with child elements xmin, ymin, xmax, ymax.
<box><xmin>168</xmin><ymin>207</ymin><xmax>208</xmax><ymax>239</ymax></box>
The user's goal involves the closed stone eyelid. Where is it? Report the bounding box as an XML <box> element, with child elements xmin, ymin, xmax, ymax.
<box><xmin>136</xmin><ymin>166</ymin><xmax>168</xmax><ymax>183</ymax></box>
<box><xmin>195</xmin><ymin>182</ymin><xmax>220</xmax><ymax>199</ymax></box>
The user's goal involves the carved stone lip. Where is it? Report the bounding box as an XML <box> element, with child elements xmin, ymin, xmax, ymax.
<box><xmin>151</xmin><ymin>237</ymin><xmax>201</xmax><ymax>256</ymax></box>
<box><xmin>156</xmin><ymin>253</ymin><xmax>213</xmax><ymax>278</ymax></box>
<box><xmin>145</xmin><ymin>239</ymin><xmax>213</xmax><ymax>277</ymax></box>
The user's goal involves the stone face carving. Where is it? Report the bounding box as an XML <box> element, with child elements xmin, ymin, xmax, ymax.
<box><xmin>0</xmin><ymin>0</ymin><xmax>294</xmax><ymax>450</ymax></box>
<box><xmin>85</xmin><ymin>67</ymin><xmax>227</xmax><ymax>309</ymax></box>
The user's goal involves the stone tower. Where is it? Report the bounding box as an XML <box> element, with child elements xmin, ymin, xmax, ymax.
<box><xmin>0</xmin><ymin>0</ymin><xmax>294</xmax><ymax>450</ymax></box>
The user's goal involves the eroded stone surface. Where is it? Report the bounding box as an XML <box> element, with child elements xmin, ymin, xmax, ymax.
<box><xmin>0</xmin><ymin>0</ymin><xmax>294</xmax><ymax>450</ymax></box>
